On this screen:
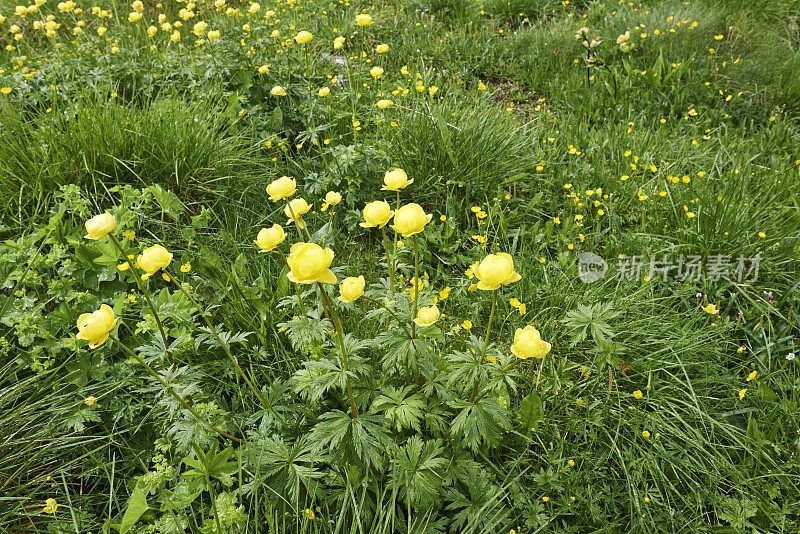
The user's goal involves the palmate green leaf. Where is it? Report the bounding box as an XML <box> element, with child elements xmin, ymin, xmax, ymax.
<box><xmin>371</xmin><ymin>386</ymin><xmax>427</xmax><ymax>432</ymax></box>
<box><xmin>449</xmin><ymin>397</ymin><xmax>512</xmax><ymax>451</ymax></box>
<box><xmin>310</xmin><ymin>410</ymin><xmax>392</xmax><ymax>470</ymax></box>
<box><xmin>241</xmin><ymin>434</ymin><xmax>325</xmax><ymax>504</ymax></box>
<box><xmin>182</xmin><ymin>443</ymin><xmax>238</xmax><ymax>488</ymax></box>
<box><xmin>291</xmin><ymin>356</ymin><xmax>356</xmax><ymax>402</ymax></box>
<box><xmin>391</xmin><ymin>436</ymin><xmax>448</xmax><ymax>508</ymax></box>
<box><xmin>562</xmin><ymin>302</ymin><xmax>620</xmax><ymax>346</ymax></box>
<box><xmin>278</xmin><ymin>312</ymin><xmax>332</xmax><ymax>351</ymax></box>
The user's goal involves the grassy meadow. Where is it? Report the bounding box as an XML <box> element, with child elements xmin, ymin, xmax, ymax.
<box><xmin>1</xmin><ymin>0</ymin><xmax>800</xmax><ymax>532</ymax></box>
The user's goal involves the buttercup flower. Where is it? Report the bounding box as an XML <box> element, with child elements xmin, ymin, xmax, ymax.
<box><xmin>338</xmin><ymin>275</ymin><xmax>365</xmax><ymax>302</ymax></box>
<box><xmin>360</xmin><ymin>200</ymin><xmax>393</xmax><ymax>228</ymax></box>
<box><xmin>413</xmin><ymin>305</ymin><xmax>440</xmax><ymax>327</ymax></box>
<box><xmin>267</xmin><ymin>176</ymin><xmax>297</xmax><ymax>201</ymax></box>
<box><xmin>325</xmin><ymin>191</ymin><xmax>342</xmax><ymax>206</ymax></box>
<box><xmin>85</xmin><ymin>213</ymin><xmax>116</xmax><ymax>240</ymax></box>
<box><xmin>84</xmin><ymin>396</ymin><xmax>98</xmax><ymax>406</ymax></box>
<box><xmin>510</xmin><ymin>325</ymin><xmax>551</xmax><ymax>359</ymax></box>
<box><xmin>285</xmin><ymin>198</ymin><xmax>311</xmax><ymax>228</ymax></box>
<box><xmin>137</xmin><ymin>245</ymin><xmax>173</xmax><ymax>276</ymax></box>
<box><xmin>391</xmin><ymin>203</ymin><xmax>432</xmax><ymax>237</ymax></box>
<box><xmin>271</xmin><ymin>85</ymin><xmax>287</xmax><ymax>96</ymax></box>
<box><xmin>76</xmin><ymin>304</ymin><xmax>117</xmax><ymax>349</ymax></box>
<box><xmin>43</xmin><ymin>498</ymin><xmax>58</xmax><ymax>514</ymax></box>
<box><xmin>702</xmin><ymin>303</ymin><xmax>718</xmax><ymax>314</ymax></box>
<box><xmin>474</xmin><ymin>253</ymin><xmax>521</xmax><ymax>290</ymax></box>
<box><xmin>382</xmin><ymin>168</ymin><xmax>412</xmax><ymax>191</ymax></box>
<box><xmin>376</xmin><ymin>99</ymin><xmax>393</xmax><ymax>109</ymax></box>
<box><xmin>295</xmin><ymin>30</ymin><xmax>312</xmax><ymax>44</ymax></box>
<box><xmin>255</xmin><ymin>224</ymin><xmax>286</xmax><ymax>252</ymax></box>
<box><xmin>355</xmin><ymin>13</ymin><xmax>373</xmax><ymax>26</ymax></box>
<box><xmin>286</xmin><ymin>242</ymin><xmax>337</xmax><ymax>284</ymax></box>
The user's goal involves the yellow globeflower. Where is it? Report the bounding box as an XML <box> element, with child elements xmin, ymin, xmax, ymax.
<box><xmin>376</xmin><ymin>99</ymin><xmax>393</xmax><ymax>109</ymax></box>
<box><xmin>359</xmin><ymin>200</ymin><xmax>393</xmax><ymax>229</ymax></box>
<box><xmin>318</xmin><ymin>86</ymin><xmax>330</xmax><ymax>97</ymax></box>
<box><xmin>391</xmin><ymin>203</ymin><xmax>432</xmax><ymax>237</ymax></box>
<box><xmin>271</xmin><ymin>85</ymin><xmax>287</xmax><ymax>96</ymax></box>
<box><xmin>267</xmin><ymin>176</ymin><xmax>297</xmax><ymax>201</ymax></box>
<box><xmin>376</xmin><ymin>43</ymin><xmax>389</xmax><ymax>53</ymax></box>
<box><xmin>474</xmin><ymin>253</ymin><xmax>521</xmax><ymax>290</ymax></box>
<box><xmin>137</xmin><ymin>245</ymin><xmax>173</xmax><ymax>276</ymax></box>
<box><xmin>284</xmin><ymin>198</ymin><xmax>311</xmax><ymax>228</ymax></box>
<box><xmin>325</xmin><ymin>191</ymin><xmax>342</xmax><ymax>206</ymax></box>
<box><xmin>295</xmin><ymin>30</ymin><xmax>312</xmax><ymax>44</ymax></box>
<box><xmin>333</xmin><ymin>35</ymin><xmax>345</xmax><ymax>49</ymax></box>
<box><xmin>76</xmin><ymin>304</ymin><xmax>117</xmax><ymax>349</ymax></box>
<box><xmin>207</xmin><ymin>29</ymin><xmax>220</xmax><ymax>41</ymax></box>
<box><xmin>510</xmin><ymin>325</ymin><xmax>551</xmax><ymax>359</ymax></box>
<box><xmin>43</xmin><ymin>498</ymin><xmax>58</xmax><ymax>514</ymax></box>
<box><xmin>254</xmin><ymin>224</ymin><xmax>286</xmax><ymax>252</ymax></box>
<box><xmin>286</xmin><ymin>242</ymin><xmax>337</xmax><ymax>284</ymax></box>
<box><xmin>338</xmin><ymin>275</ymin><xmax>365</xmax><ymax>302</ymax></box>
<box><xmin>355</xmin><ymin>13</ymin><xmax>373</xmax><ymax>26</ymax></box>
<box><xmin>413</xmin><ymin>305</ymin><xmax>440</xmax><ymax>327</ymax></box>
<box><xmin>382</xmin><ymin>168</ymin><xmax>412</xmax><ymax>191</ymax></box>
<box><xmin>369</xmin><ymin>66</ymin><xmax>384</xmax><ymax>79</ymax></box>
<box><xmin>84</xmin><ymin>213</ymin><xmax>116</xmax><ymax>240</ymax></box>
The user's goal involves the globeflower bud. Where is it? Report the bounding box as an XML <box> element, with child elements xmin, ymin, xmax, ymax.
<box><xmin>359</xmin><ymin>200</ymin><xmax>393</xmax><ymax>229</ymax></box>
<box><xmin>270</xmin><ymin>85</ymin><xmax>287</xmax><ymax>96</ymax></box>
<box><xmin>284</xmin><ymin>198</ymin><xmax>311</xmax><ymax>228</ymax></box>
<box><xmin>294</xmin><ymin>30</ymin><xmax>312</xmax><ymax>44</ymax></box>
<box><xmin>474</xmin><ymin>253</ymin><xmax>521</xmax><ymax>290</ymax></box>
<box><xmin>391</xmin><ymin>203</ymin><xmax>432</xmax><ymax>237</ymax></box>
<box><xmin>286</xmin><ymin>242</ymin><xmax>337</xmax><ymax>284</ymax></box>
<box><xmin>325</xmin><ymin>191</ymin><xmax>342</xmax><ymax>206</ymax></box>
<box><xmin>413</xmin><ymin>305</ymin><xmax>440</xmax><ymax>327</ymax></box>
<box><xmin>338</xmin><ymin>275</ymin><xmax>365</xmax><ymax>302</ymax></box>
<box><xmin>137</xmin><ymin>245</ymin><xmax>173</xmax><ymax>276</ymax></box>
<box><xmin>254</xmin><ymin>224</ymin><xmax>286</xmax><ymax>252</ymax></box>
<box><xmin>267</xmin><ymin>176</ymin><xmax>296</xmax><ymax>201</ymax></box>
<box><xmin>76</xmin><ymin>304</ymin><xmax>117</xmax><ymax>349</ymax></box>
<box><xmin>381</xmin><ymin>168</ymin><xmax>412</xmax><ymax>191</ymax></box>
<box><xmin>510</xmin><ymin>325</ymin><xmax>551</xmax><ymax>359</ymax></box>
<box><xmin>84</xmin><ymin>213</ymin><xmax>116</xmax><ymax>240</ymax></box>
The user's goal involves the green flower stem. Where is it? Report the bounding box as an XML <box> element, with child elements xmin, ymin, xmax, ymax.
<box><xmin>469</xmin><ymin>290</ymin><xmax>497</xmax><ymax>403</ymax></box>
<box><xmin>110</xmin><ymin>334</ymin><xmax>244</xmax><ymax>444</ymax></box>
<box><xmin>318</xmin><ymin>283</ymin><xmax>358</xmax><ymax>420</ymax></box>
<box><xmin>108</xmin><ymin>233</ymin><xmax>173</xmax><ymax>366</ymax></box>
<box><xmin>362</xmin><ymin>296</ymin><xmax>411</xmax><ymax>338</ymax></box>
<box><xmin>381</xmin><ymin>227</ymin><xmax>396</xmax><ymax>296</ymax></box>
<box><xmin>164</xmin><ymin>270</ymin><xmax>268</xmax><ymax>410</ymax></box>
<box><xmin>412</xmin><ymin>234</ymin><xmax>420</xmax><ymax>338</ymax></box>
<box><xmin>276</xmin><ymin>249</ymin><xmax>308</xmax><ymax>321</ymax></box>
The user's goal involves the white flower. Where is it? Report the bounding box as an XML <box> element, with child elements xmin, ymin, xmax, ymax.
<box><xmin>787</xmin><ymin>352</ymin><xmax>795</xmax><ymax>362</ymax></box>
